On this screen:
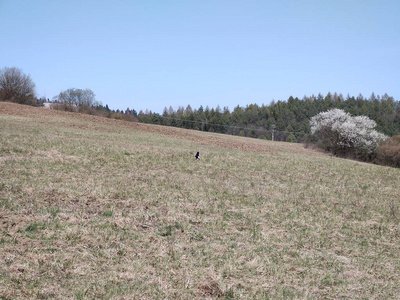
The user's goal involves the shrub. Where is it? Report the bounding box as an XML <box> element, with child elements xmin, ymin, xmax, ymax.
<box><xmin>376</xmin><ymin>135</ymin><xmax>400</xmax><ymax>168</ymax></box>
<box><xmin>310</xmin><ymin>109</ymin><xmax>388</xmax><ymax>161</ymax></box>
<box><xmin>286</xmin><ymin>133</ymin><xmax>297</xmax><ymax>143</ymax></box>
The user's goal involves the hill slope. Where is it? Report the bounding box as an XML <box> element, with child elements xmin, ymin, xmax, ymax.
<box><xmin>1</xmin><ymin>102</ymin><xmax>399</xmax><ymax>299</ymax></box>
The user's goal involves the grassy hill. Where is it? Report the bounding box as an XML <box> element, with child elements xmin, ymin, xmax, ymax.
<box><xmin>1</xmin><ymin>102</ymin><xmax>399</xmax><ymax>299</ymax></box>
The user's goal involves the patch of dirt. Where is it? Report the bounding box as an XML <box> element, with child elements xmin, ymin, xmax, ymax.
<box><xmin>198</xmin><ymin>279</ymin><xmax>224</xmax><ymax>297</ymax></box>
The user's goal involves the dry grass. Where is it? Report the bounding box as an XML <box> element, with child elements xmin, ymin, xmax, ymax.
<box><xmin>1</xmin><ymin>102</ymin><xmax>399</xmax><ymax>299</ymax></box>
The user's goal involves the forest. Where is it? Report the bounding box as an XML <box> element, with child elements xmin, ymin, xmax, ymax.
<box><xmin>137</xmin><ymin>93</ymin><xmax>400</xmax><ymax>142</ymax></box>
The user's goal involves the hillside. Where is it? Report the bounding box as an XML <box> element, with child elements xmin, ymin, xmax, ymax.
<box><xmin>1</xmin><ymin>102</ymin><xmax>399</xmax><ymax>299</ymax></box>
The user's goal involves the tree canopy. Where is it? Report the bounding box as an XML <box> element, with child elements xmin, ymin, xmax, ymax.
<box><xmin>310</xmin><ymin>108</ymin><xmax>388</xmax><ymax>160</ymax></box>
<box><xmin>52</xmin><ymin>88</ymin><xmax>98</xmax><ymax>107</ymax></box>
<box><xmin>0</xmin><ymin>67</ymin><xmax>36</xmax><ymax>105</ymax></box>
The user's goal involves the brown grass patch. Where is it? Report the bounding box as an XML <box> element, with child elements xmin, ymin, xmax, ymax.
<box><xmin>1</xmin><ymin>102</ymin><xmax>399</xmax><ymax>299</ymax></box>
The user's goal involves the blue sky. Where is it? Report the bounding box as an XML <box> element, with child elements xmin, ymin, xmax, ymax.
<box><xmin>1</xmin><ymin>0</ymin><xmax>399</xmax><ymax>113</ymax></box>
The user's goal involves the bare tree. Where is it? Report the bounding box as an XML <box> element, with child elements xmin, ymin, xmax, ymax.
<box><xmin>0</xmin><ymin>67</ymin><xmax>36</xmax><ymax>104</ymax></box>
<box><xmin>52</xmin><ymin>88</ymin><xmax>97</xmax><ymax>108</ymax></box>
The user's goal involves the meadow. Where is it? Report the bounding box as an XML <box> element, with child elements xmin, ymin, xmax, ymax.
<box><xmin>0</xmin><ymin>102</ymin><xmax>399</xmax><ymax>299</ymax></box>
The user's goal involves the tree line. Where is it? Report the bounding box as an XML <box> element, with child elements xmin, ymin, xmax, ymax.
<box><xmin>50</xmin><ymin>88</ymin><xmax>138</xmax><ymax>122</ymax></box>
<box><xmin>1</xmin><ymin>66</ymin><xmax>399</xmax><ymax>143</ymax></box>
<box><xmin>138</xmin><ymin>93</ymin><xmax>400</xmax><ymax>142</ymax></box>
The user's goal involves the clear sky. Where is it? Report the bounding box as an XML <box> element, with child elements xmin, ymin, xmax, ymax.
<box><xmin>1</xmin><ymin>0</ymin><xmax>399</xmax><ymax>113</ymax></box>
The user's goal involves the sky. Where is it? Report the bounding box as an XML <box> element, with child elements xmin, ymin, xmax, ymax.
<box><xmin>1</xmin><ymin>0</ymin><xmax>399</xmax><ymax>113</ymax></box>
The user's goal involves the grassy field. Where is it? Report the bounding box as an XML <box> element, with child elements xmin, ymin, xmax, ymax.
<box><xmin>1</xmin><ymin>102</ymin><xmax>399</xmax><ymax>299</ymax></box>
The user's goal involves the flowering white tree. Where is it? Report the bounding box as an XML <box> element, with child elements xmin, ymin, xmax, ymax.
<box><xmin>310</xmin><ymin>109</ymin><xmax>388</xmax><ymax>158</ymax></box>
